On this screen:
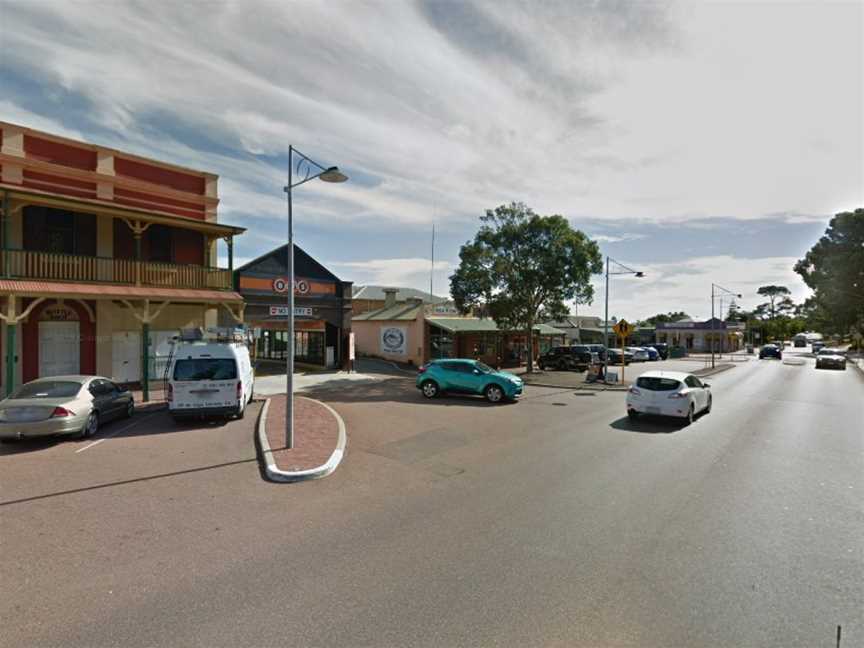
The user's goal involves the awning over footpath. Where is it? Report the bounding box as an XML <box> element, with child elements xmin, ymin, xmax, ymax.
<box><xmin>428</xmin><ymin>318</ymin><xmax>565</xmax><ymax>336</ymax></box>
<box><xmin>0</xmin><ymin>279</ymin><xmax>243</xmax><ymax>303</ymax></box>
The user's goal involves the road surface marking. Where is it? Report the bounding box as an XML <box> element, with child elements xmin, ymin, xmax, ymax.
<box><xmin>74</xmin><ymin>410</ymin><xmax>162</xmax><ymax>453</ymax></box>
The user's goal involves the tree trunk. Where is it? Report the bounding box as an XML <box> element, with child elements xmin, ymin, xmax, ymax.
<box><xmin>526</xmin><ymin>320</ymin><xmax>534</xmax><ymax>373</ymax></box>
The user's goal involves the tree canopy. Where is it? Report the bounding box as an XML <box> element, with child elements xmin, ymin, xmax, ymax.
<box><xmin>755</xmin><ymin>285</ymin><xmax>792</xmax><ymax>320</ymax></box>
<box><xmin>794</xmin><ymin>208</ymin><xmax>864</xmax><ymax>335</ymax></box>
<box><xmin>639</xmin><ymin>311</ymin><xmax>691</xmax><ymax>326</ymax></box>
<box><xmin>450</xmin><ymin>202</ymin><xmax>602</xmax><ymax>371</ymax></box>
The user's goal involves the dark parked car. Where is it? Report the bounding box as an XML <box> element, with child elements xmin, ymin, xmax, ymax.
<box><xmin>538</xmin><ymin>345</ymin><xmax>595</xmax><ymax>371</ymax></box>
<box><xmin>607</xmin><ymin>348</ymin><xmax>634</xmax><ymax>365</ymax></box>
<box><xmin>759</xmin><ymin>344</ymin><xmax>783</xmax><ymax>360</ymax></box>
<box><xmin>651</xmin><ymin>343</ymin><xmax>669</xmax><ymax>360</ymax></box>
<box><xmin>586</xmin><ymin>344</ymin><xmax>608</xmax><ymax>362</ymax></box>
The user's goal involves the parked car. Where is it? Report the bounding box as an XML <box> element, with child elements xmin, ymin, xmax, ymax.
<box><xmin>607</xmin><ymin>348</ymin><xmax>634</xmax><ymax>365</ymax></box>
<box><xmin>416</xmin><ymin>359</ymin><xmax>523</xmax><ymax>403</ymax></box>
<box><xmin>626</xmin><ymin>371</ymin><xmax>712</xmax><ymax>424</ymax></box>
<box><xmin>586</xmin><ymin>344</ymin><xmax>608</xmax><ymax>362</ymax></box>
<box><xmin>651</xmin><ymin>343</ymin><xmax>670</xmax><ymax>360</ymax></box>
<box><xmin>0</xmin><ymin>375</ymin><xmax>134</xmax><ymax>442</ymax></box>
<box><xmin>811</xmin><ymin>341</ymin><xmax>826</xmax><ymax>354</ymax></box>
<box><xmin>627</xmin><ymin>347</ymin><xmax>650</xmax><ymax>362</ymax></box>
<box><xmin>759</xmin><ymin>344</ymin><xmax>783</xmax><ymax>360</ymax></box>
<box><xmin>168</xmin><ymin>338</ymin><xmax>254</xmax><ymax>420</ymax></box>
<box><xmin>537</xmin><ymin>345</ymin><xmax>596</xmax><ymax>371</ymax></box>
<box><xmin>643</xmin><ymin>347</ymin><xmax>660</xmax><ymax>361</ymax></box>
<box><xmin>815</xmin><ymin>348</ymin><xmax>846</xmax><ymax>370</ymax></box>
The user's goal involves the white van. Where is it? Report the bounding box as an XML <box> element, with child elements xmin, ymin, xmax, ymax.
<box><xmin>167</xmin><ymin>340</ymin><xmax>254</xmax><ymax>420</ymax></box>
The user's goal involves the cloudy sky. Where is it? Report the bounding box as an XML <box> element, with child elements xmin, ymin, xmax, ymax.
<box><xmin>1</xmin><ymin>0</ymin><xmax>861</xmax><ymax>320</ymax></box>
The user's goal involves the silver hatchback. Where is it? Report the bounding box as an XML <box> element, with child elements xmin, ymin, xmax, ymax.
<box><xmin>0</xmin><ymin>376</ymin><xmax>134</xmax><ymax>442</ymax></box>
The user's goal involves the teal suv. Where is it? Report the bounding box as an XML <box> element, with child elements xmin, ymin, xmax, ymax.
<box><xmin>416</xmin><ymin>359</ymin><xmax>523</xmax><ymax>403</ymax></box>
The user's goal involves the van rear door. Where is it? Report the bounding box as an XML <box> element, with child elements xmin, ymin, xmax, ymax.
<box><xmin>171</xmin><ymin>357</ymin><xmax>238</xmax><ymax>410</ymax></box>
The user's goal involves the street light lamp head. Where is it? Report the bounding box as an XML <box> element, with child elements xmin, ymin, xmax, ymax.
<box><xmin>319</xmin><ymin>166</ymin><xmax>348</xmax><ymax>183</ymax></box>
<box><xmin>635</xmin><ymin>271</ymin><xmax>645</xmax><ymax>278</ymax></box>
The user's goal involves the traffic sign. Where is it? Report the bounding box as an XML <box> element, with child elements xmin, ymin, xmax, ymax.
<box><xmin>613</xmin><ymin>319</ymin><xmax>633</xmax><ymax>338</ymax></box>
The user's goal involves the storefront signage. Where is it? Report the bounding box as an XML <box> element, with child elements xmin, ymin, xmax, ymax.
<box><xmin>432</xmin><ymin>304</ymin><xmax>459</xmax><ymax>314</ymax></box>
<box><xmin>271</xmin><ymin>277</ymin><xmax>311</xmax><ymax>295</ymax></box>
<box><xmin>380</xmin><ymin>326</ymin><xmax>407</xmax><ymax>356</ymax></box>
<box><xmin>269</xmin><ymin>306</ymin><xmax>313</xmax><ymax>317</ymax></box>
<box><xmin>41</xmin><ymin>304</ymin><xmax>79</xmax><ymax>321</ymax></box>
<box><xmin>348</xmin><ymin>332</ymin><xmax>355</xmax><ymax>360</ymax></box>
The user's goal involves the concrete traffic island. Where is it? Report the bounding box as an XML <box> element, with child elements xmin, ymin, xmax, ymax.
<box><xmin>256</xmin><ymin>394</ymin><xmax>347</xmax><ymax>483</ymax></box>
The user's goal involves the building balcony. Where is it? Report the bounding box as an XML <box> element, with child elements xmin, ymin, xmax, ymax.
<box><xmin>3</xmin><ymin>249</ymin><xmax>232</xmax><ymax>291</ymax></box>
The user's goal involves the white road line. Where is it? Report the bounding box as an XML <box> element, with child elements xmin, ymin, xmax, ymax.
<box><xmin>74</xmin><ymin>410</ymin><xmax>163</xmax><ymax>453</ymax></box>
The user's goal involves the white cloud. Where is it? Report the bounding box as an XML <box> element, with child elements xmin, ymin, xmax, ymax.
<box><xmin>578</xmin><ymin>255</ymin><xmax>811</xmax><ymax>322</ymax></box>
<box><xmin>327</xmin><ymin>258</ymin><xmax>454</xmax><ymax>293</ymax></box>
<box><xmin>3</xmin><ymin>0</ymin><xmax>857</xmax><ymax>230</ymax></box>
<box><xmin>590</xmin><ymin>233</ymin><xmax>647</xmax><ymax>243</ymax></box>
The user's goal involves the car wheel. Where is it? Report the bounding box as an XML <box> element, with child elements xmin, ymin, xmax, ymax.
<box><xmin>125</xmin><ymin>400</ymin><xmax>134</xmax><ymax>419</ymax></box>
<box><xmin>81</xmin><ymin>411</ymin><xmax>99</xmax><ymax>438</ymax></box>
<box><xmin>484</xmin><ymin>384</ymin><xmax>504</xmax><ymax>403</ymax></box>
<box><xmin>237</xmin><ymin>402</ymin><xmax>246</xmax><ymax>419</ymax></box>
<box><xmin>705</xmin><ymin>395</ymin><xmax>712</xmax><ymax>414</ymax></box>
<box><xmin>421</xmin><ymin>380</ymin><xmax>439</xmax><ymax>399</ymax></box>
<box><xmin>685</xmin><ymin>404</ymin><xmax>694</xmax><ymax>425</ymax></box>
<box><xmin>627</xmin><ymin>409</ymin><xmax>639</xmax><ymax>420</ymax></box>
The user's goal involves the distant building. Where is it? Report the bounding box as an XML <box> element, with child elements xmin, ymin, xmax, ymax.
<box><xmin>352</xmin><ymin>285</ymin><xmax>446</xmax><ymax>315</ymax></box>
<box><xmin>233</xmin><ymin>244</ymin><xmax>352</xmax><ymax>369</ymax></box>
<box><xmin>655</xmin><ymin>318</ymin><xmax>745</xmax><ymax>352</ymax></box>
<box><xmin>545</xmin><ymin>315</ymin><xmax>618</xmax><ymax>345</ymax></box>
<box><xmin>352</xmin><ymin>290</ymin><xmax>565</xmax><ymax>367</ymax></box>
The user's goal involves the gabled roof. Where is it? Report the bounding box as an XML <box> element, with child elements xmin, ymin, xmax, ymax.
<box><xmin>236</xmin><ymin>243</ymin><xmax>342</xmax><ymax>282</ymax></box>
<box><xmin>352</xmin><ymin>285</ymin><xmax>446</xmax><ymax>303</ymax></box>
<box><xmin>352</xmin><ymin>303</ymin><xmax>424</xmax><ymax>321</ymax></box>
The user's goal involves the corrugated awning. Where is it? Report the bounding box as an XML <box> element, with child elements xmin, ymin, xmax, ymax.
<box><xmin>0</xmin><ymin>280</ymin><xmax>243</xmax><ymax>303</ymax></box>
<box><xmin>427</xmin><ymin>318</ymin><xmax>566</xmax><ymax>336</ymax></box>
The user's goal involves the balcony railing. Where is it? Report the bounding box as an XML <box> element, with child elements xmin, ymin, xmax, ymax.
<box><xmin>3</xmin><ymin>249</ymin><xmax>232</xmax><ymax>291</ymax></box>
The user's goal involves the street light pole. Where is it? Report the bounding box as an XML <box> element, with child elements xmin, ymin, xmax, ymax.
<box><xmin>603</xmin><ymin>256</ymin><xmax>644</xmax><ymax>382</ymax></box>
<box><xmin>283</xmin><ymin>147</ymin><xmax>348</xmax><ymax>449</ymax></box>
<box><xmin>710</xmin><ymin>283</ymin><xmax>742</xmax><ymax>369</ymax></box>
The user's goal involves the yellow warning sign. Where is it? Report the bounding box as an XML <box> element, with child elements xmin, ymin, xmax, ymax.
<box><xmin>612</xmin><ymin>319</ymin><xmax>633</xmax><ymax>338</ymax></box>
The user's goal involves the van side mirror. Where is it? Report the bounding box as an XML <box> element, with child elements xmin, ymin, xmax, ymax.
<box><xmin>702</xmin><ymin>383</ymin><xmax>710</xmax><ymax>389</ymax></box>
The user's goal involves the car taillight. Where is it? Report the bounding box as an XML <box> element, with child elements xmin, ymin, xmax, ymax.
<box><xmin>167</xmin><ymin>383</ymin><xmax>173</xmax><ymax>402</ymax></box>
<box><xmin>667</xmin><ymin>392</ymin><xmax>687</xmax><ymax>399</ymax></box>
<box><xmin>51</xmin><ymin>407</ymin><xmax>73</xmax><ymax>417</ymax></box>
<box><xmin>237</xmin><ymin>381</ymin><xmax>242</xmax><ymax>400</ymax></box>
<box><xmin>418</xmin><ymin>365</ymin><xmax>427</xmax><ymax>373</ymax></box>
<box><xmin>628</xmin><ymin>386</ymin><xmax>641</xmax><ymax>395</ymax></box>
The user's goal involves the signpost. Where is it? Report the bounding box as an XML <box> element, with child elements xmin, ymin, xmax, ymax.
<box><xmin>612</xmin><ymin>319</ymin><xmax>633</xmax><ymax>382</ymax></box>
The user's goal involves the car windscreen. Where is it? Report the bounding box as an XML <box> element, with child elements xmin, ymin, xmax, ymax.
<box><xmin>818</xmin><ymin>349</ymin><xmax>840</xmax><ymax>356</ymax></box>
<box><xmin>474</xmin><ymin>361</ymin><xmax>494</xmax><ymax>373</ymax></box>
<box><xmin>173</xmin><ymin>359</ymin><xmax>237</xmax><ymax>381</ymax></box>
<box><xmin>636</xmin><ymin>377</ymin><xmax>681</xmax><ymax>391</ymax></box>
<box><xmin>11</xmin><ymin>380</ymin><xmax>82</xmax><ymax>399</ymax></box>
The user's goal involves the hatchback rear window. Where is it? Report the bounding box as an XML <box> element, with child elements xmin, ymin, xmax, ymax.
<box><xmin>173</xmin><ymin>359</ymin><xmax>237</xmax><ymax>381</ymax></box>
<box><xmin>12</xmin><ymin>381</ymin><xmax>82</xmax><ymax>399</ymax></box>
<box><xmin>636</xmin><ymin>377</ymin><xmax>681</xmax><ymax>391</ymax></box>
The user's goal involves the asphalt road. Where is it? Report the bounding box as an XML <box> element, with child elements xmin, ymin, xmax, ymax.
<box><xmin>1</xmin><ymin>349</ymin><xmax>862</xmax><ymax>647</ymax></box>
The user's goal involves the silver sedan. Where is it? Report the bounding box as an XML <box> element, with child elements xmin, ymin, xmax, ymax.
<box><xmin>0</xmin><ymin>376</ymin><xmax>134</xmax><ymax>442</ymax></box>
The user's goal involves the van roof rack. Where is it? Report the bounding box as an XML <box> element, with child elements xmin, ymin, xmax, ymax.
<box><xmin>175</xmin><ymin>326</ymin><xmax>251</xmax><ymax>344</ymax></box>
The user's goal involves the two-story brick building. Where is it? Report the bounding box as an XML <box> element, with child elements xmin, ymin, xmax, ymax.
<box><xmin>0</xmin><ymin>121</ymin><xmax>245</xmax><ymax>399</ymax></box>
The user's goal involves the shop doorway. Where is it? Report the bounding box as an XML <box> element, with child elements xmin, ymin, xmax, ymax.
<box><xmin>39</xmin><ymin>321</ymin><xmax>80</xmax><ymax>376</ymax></box>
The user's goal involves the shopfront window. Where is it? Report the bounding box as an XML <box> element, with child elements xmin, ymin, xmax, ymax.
<box><xmin>430</xmin><ymin>325</ymin><xmax>454</xmax><ymax>359</ymax></box>
<box><xmin>256</xmin><ymin>329</ymin><xmax>325</xmax><ymax>365</ymax></box>
<box><xmin>295</xmin><ymin>331</ymin><xmax>324</xmax><ymax>365</ymax></box>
